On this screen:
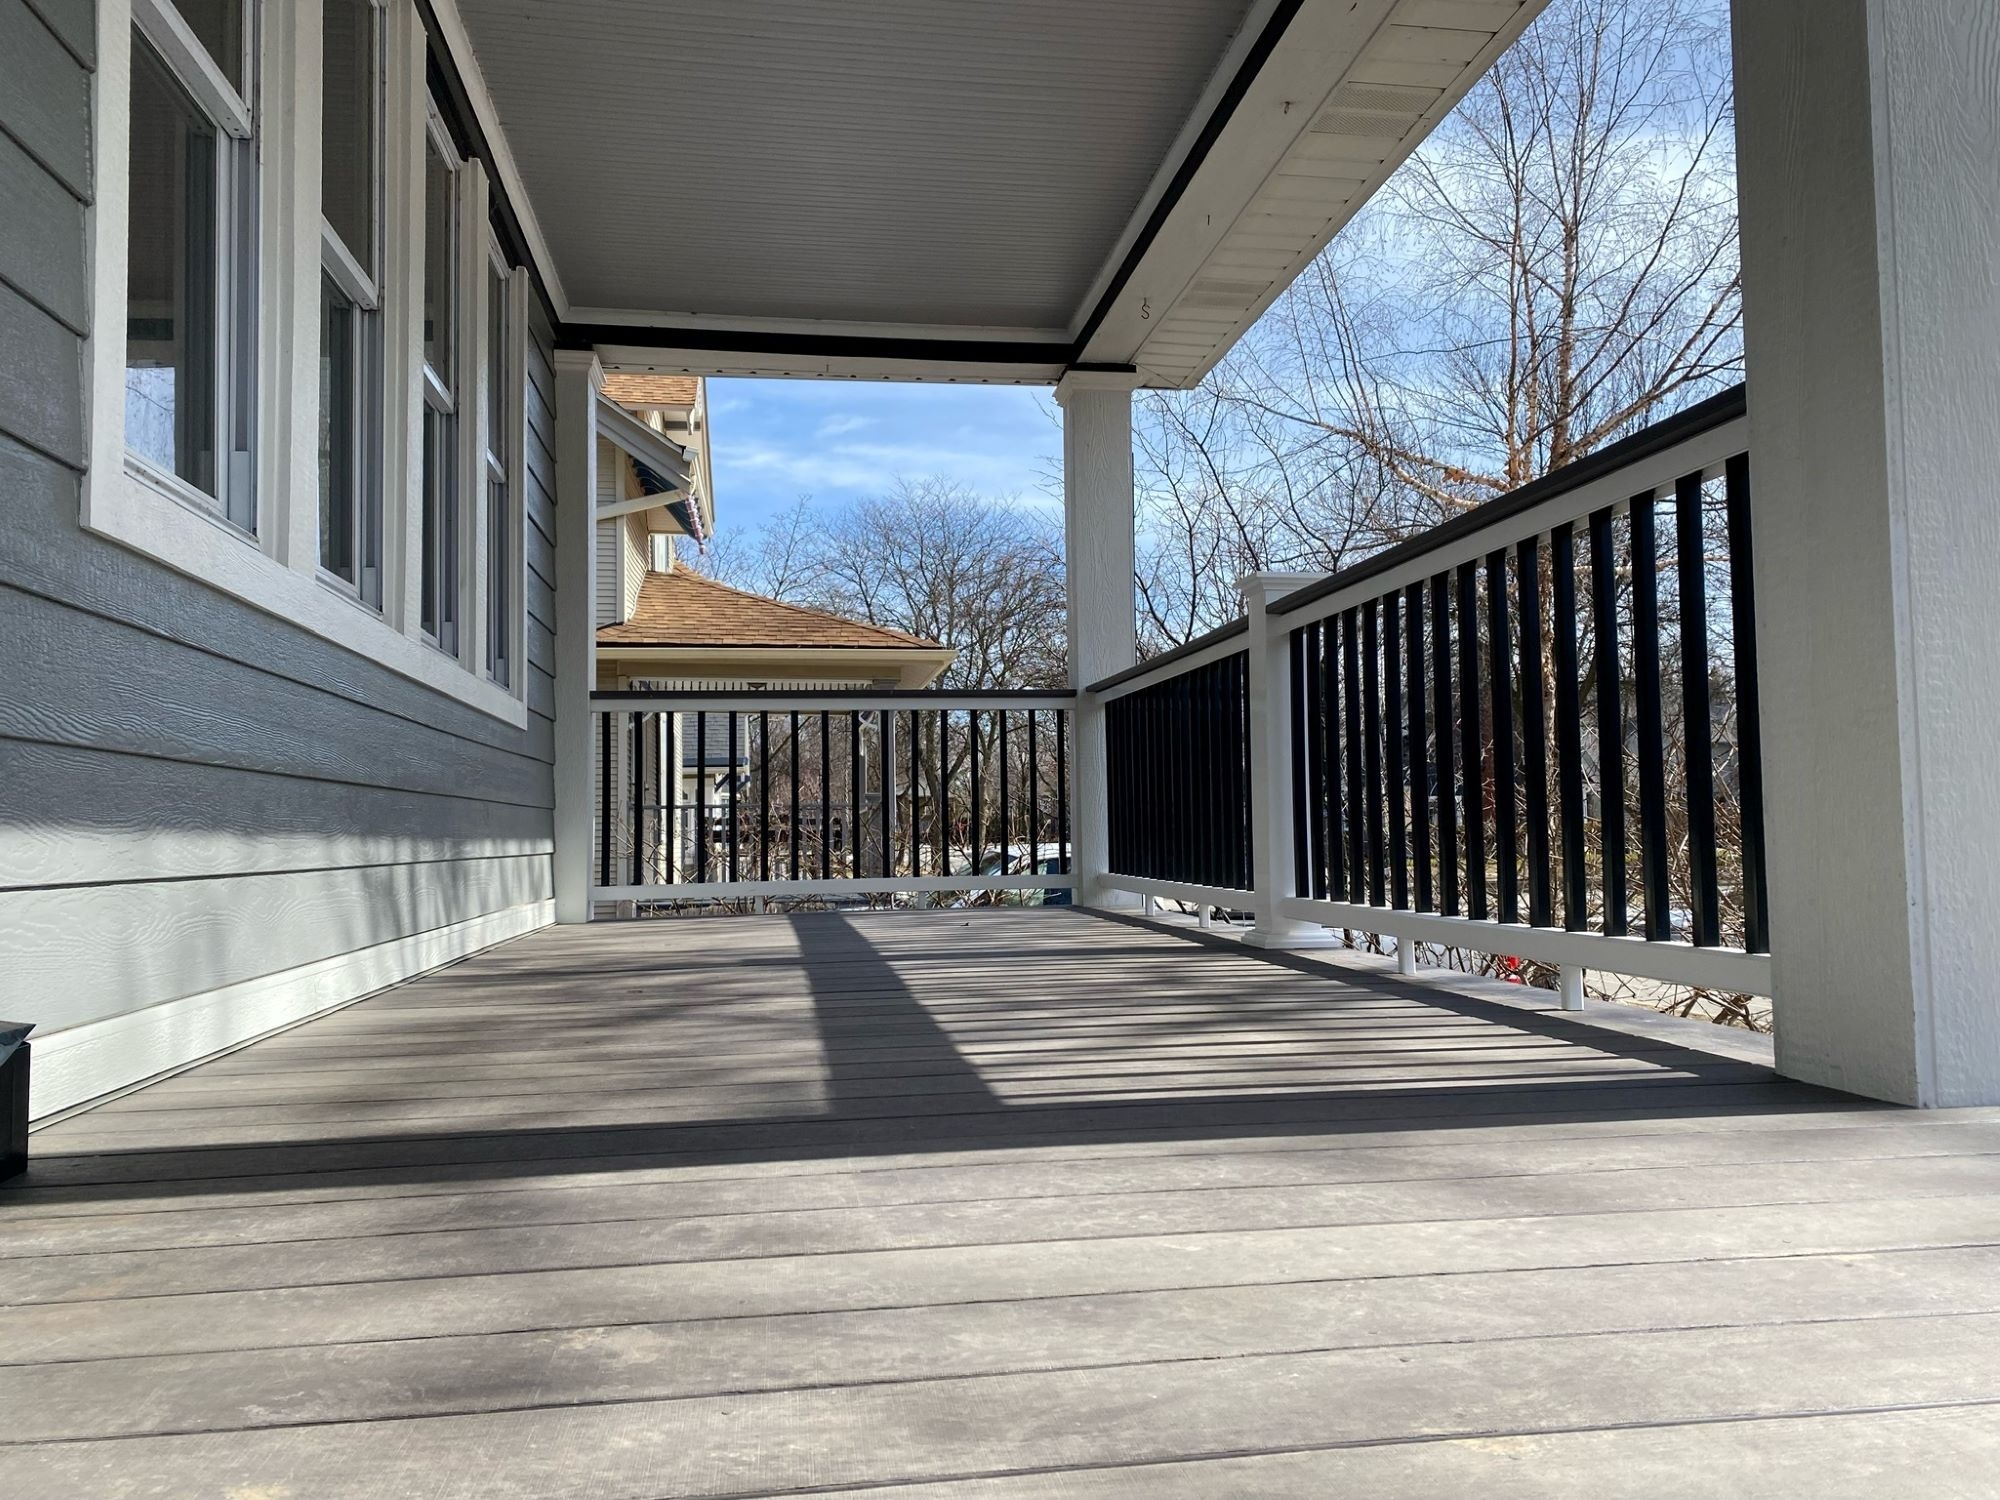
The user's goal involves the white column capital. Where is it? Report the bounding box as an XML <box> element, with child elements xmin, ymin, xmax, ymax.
<box><xmin>552</xmin><ymin>348</ymin><xmax>606</xmax><ymax>386</ymax></box>
<box><xmin>1054</xmin><ymin>367</ymin><xmax>1143</xmax><ymax>407</ymax></box>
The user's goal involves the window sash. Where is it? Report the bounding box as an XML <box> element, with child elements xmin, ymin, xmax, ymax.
<box><xmin>124</xmin><ymin>14</ymin><xmax>258</xmax><ymax>535</ymax></box>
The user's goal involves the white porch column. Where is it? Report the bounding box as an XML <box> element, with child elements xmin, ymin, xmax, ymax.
<box><xmin>551</xmin><ymin>350</ymin><xmax>604</xmax><ymax>924</ymax></box>
<box><xmin>1056</xmin><ymin>369</ymin><xmax>1140</xmax><ymax>909</ymax></box>
<box><xmin>1240</xmin><ymin>573</ymin><xmax>1339</xmax><ymax>950</ymax></box>
<box><xmin>1734</xmin><ymin>0</ymin><xmax>2000</xmax><ymax>1104</ymax></box>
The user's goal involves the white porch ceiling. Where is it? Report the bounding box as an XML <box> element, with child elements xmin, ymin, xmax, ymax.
<box><xmin>443</xmin><ymin>0</ymin><xmax>1543</xmax><ymax>383</ymax></box>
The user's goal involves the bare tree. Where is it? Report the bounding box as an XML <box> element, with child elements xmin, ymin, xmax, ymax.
<box><xmin>1134</xmin><ymin>0</ymin><xmax>1740</xmax><ymax>644</ymax></box>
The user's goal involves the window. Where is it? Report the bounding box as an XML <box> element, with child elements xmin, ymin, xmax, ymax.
<box><xmin>420</xmin><ymin>119</ymin><xmax>462</xmax><ymax>653</ymax></box>
<box><xmin>484</xmin><ymin>247</ymin><xmax>514</xmax><ymax>687</ymax></box>
<box><xmin>124</xmin><ymin>0</ymin><xmax>258</xmax><ymax>531</ymax></box>
<box><xmin>318</xmin><ymin>0</ymin><xmax>383</xmax><ymax>602</ymax></box>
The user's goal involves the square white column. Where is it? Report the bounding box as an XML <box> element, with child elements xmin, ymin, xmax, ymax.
<box><xmin>551</xmin><ymin>350</ymin><xmax>603</xmax><ymax>923</ymax></box>
<box><xmin>1056</xmin><ymin>369</ymin><xmax>1141</xmax><ymax>909</ymax></box>
<box><xmin>1735</xmin><ymin>0</ymin><xmax>2000</xmax><ymax>1103</ymax></box>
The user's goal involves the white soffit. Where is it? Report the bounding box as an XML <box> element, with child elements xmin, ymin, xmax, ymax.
<box><xmin>1081</xmin><ymin>0</ymin><xmax>1548</xmax><ymax>387</ymax></box>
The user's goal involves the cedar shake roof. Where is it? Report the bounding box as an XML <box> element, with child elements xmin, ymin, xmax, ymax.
<box><xmin>598</xmin><ymin>570</ymin><xmax>944</xmax><ymax>651</ymax></box>
<box><xmin>601</xmin><ymin>373</ymin><xmax>701</xmax><ymax>409</ymax></box>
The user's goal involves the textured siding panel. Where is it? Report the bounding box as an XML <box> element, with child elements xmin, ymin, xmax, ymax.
<box><xmin>0</xmin><ymin>0</ymin><xmax>562</xmax><ymax>1110</ymax></box>
<box><xmin>0</xmin><ymin>0</ymin><xmax>92</xmax><ymax>199</ymax></box>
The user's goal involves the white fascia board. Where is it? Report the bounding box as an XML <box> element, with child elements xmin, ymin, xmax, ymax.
<box><xmin>588</xmin><ymin>343</ymin><xmax>1069</xmax><ymax>386</ymax></box>
<box><xmin>595</xmin><ymin>395</ymin><xmax>693</xmax><ymax>499</ymax></box>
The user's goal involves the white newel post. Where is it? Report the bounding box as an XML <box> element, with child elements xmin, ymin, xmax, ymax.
<box><xmin>1240</xmin><ymin>573</ymin><xmax>1340</xmax><ymax>950</ymax></box>
<box><xmin>1056</xmin><ymin>370</ymin><xmax>1141</xmax><ymax>910</ymax></box>
<box><xmin>1734</xmin><ymin>0</ymin><xmax>2000</xmax><ymax>1104</ymax></box>
<box><xmin>552</xmin><ymin>351</ymin><xmax>603</xmax><ymax>924</ymax></box>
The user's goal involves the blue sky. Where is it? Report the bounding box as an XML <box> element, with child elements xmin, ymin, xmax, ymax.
<box><xmin>706</xmin><ymin>378</ymin><xmax>1062</xmax><ymax>539</ymax></box>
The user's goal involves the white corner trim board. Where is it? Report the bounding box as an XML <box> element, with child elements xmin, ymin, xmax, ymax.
<box><xmin>28</xmin><ymin>899</ymin><xmax>555</xmax><ymax>1121</ymax></box>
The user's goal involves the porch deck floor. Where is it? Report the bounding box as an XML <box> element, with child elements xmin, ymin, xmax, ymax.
<box><xmin>7</xmin><ymin>909</ymin><xmax>2000</xmax><ymax>1496</ymax></box>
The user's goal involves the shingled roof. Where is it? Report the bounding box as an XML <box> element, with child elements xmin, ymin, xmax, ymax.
<box><xmin>597</xmin><ymin>570</ymin><xmax>943</xmax><ymax>651</ymax></box>
<box><xmin>600</xmin><ymin>373</ymin><xmax>701</xmax><ymax>409</ymax></box>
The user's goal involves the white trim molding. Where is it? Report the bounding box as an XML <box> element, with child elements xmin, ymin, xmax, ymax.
<box><xmin>29</xmin><ymin>900</ymin><xmax>555</xmax><ymax>1120</ymax></box>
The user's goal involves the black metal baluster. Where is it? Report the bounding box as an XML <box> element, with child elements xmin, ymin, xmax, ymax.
<box><xmin>1431</xmin><ymin>575</ymin><xmax>1459</xmax><ymax>917</ymax></box>
<box><xmin>1295</xmin><ymin>627</ymin><xmax>1317</xmax><ymax>895</ymax></box>
<box><xmin>1630</xmin><ymin>492</ymin><xmax>1672</xmax><ymax>940</ymax></box>
<box><xmin>1551</xmin><ymin>525</ymin><xmax>1589</xmax><ymax>931</ymax></box>
<box><xmin>1342</xmin><ymin>609</ymin><xmax>1365</xmax><ymax>903</ymax></box>
<box><xmin>1518</xmin><ymin>536</ymin><xmax>1552</xmax><ymax>928</ymax></box>
<box><xmin>908</xmin><ymin>709</ymin><xmax>921</xmax><ymax>877</ymax></box>
<box><xmin>727</xmin><ymin>712</ymin><xmax>740</xmax><ymax>883</ymax></box>
<box><xmin>598</xmin><ymin>712</ymin><xmax>612</xmax><ymax>889</ymax></box>
<box><xmin>1056</xmin><ymin>707</ymin><xmax>1069</xmax><ymax>875</ymax></box>
<box><xmin>758</xmin><ymin>711</ymin><xmax>770</xmax><ymax>883</ymax></box>
<box><xmin>820</xmin><ymin>712</ymin><xmax>832</xmax><ymax>881</ymax></box>
<box><xmin>1457</xmin><ymin>563</ymin><xmax>1487</xmax><ymax>921</ymax></box>
<box><xmin>1590</xmin><ymin>506</ymin><xmax>1628</xmax><ymax>936</ymax></box>
<box><xmin>1384</xmin><ymin>594</ymin><xmax>1408</xmax><ymax>910</ymax></box>
<box><xmin>1487</xmin><ymin>549</ymin><xmax>1519</xmax><ymax>924</ymax></box>
<box><xmin>998</xmin><ymin>708</ymin><xmax>1011</xmax><ymax>880</ymax></box>
<box><xmin>1362</xmin><ymin>600</ymin><xmax>1386</xmax><ymax>907</ymax></box>
<box><xmin>848</xmin><ymin>711</ymin><xmax>861</xmax><ymax>879</ymax></box>
<box><xmin>1322</xmin><ymin>619</ymin><xmax>1345</xmax><ymax>902</ymax></box>
<box><xmin>968</xmin><ymin>709</ymin><xmax>982</xmax><ymax>878</ymax></box>
<box><xmin>666</xmin><ymin>711</ymin><xmax>681</xmax><ymax>887</ymax></box>
<box><xmin>881</xmin><ymin>710</ymin><xmax>895</xmax><ymax>879</ymax></box>
<box><xmin>934</xmin><ymin>711</ymin><xmax>949</xmax><ymax>878</ymax></box>
<box><xmin>1406</xmin><ymin>581</ymin><xmax>1432</xmax><ymax>912</ymax></box>
<box><xmin>789</xmin><ymin>711</ymin><xmax>801</xmax><ymax>882</ymax></box>
<box><xmin>1026</xmin><ymin>709</ymin><xmax>1040</xmax><ymax>878</ymax></box>
<box><xmin>1677</xmin><ymin>470</ymin><xmax>1720</xmax><ymax>947</ymax></box>
<box><xmin>1725</xmin><ymin>453</ymin><xmax>1770</xmax><ymax>954</ymax></box>
<box><xmin>695</xmin><ymin>711</ymin><xmax>709</xmax><ymax>884</ymax></box>
<box><xmin>630</xmin><ymin>710</ymin><xmax>643</xmax><ymax>889</ymax></box>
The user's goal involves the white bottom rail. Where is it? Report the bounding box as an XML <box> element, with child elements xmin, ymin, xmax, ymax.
<box><xmin>1277</xmin><ymin>895</ymin><xmax>1771</xmax><ymax>995</ymax></box>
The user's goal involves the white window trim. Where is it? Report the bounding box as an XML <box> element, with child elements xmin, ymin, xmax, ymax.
<box><xmin>82</xmin><ymin>0</ymin><xmax>528</xmax><ymax>728</ymax></box>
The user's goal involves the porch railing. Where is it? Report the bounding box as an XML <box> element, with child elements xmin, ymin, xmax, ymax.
<box><xmin>1091</xmin><ymin>384</ymin><xmax>1770</xmax><ymax>999</ymax></box>
<box><xmin>1093</xmin><ymin>623</ymin><xmax>1254</xmax><ymax>908</ymax></box>
<box><xmin>588</xmin><ymin>690</ymin><xmax>1074</xmax><ymax>906</ymax></box>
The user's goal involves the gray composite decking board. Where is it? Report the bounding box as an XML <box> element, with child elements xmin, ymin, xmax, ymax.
<box><xmin>9</xmin><ymin>1192</ymin><xmax>2000</xmax><ymax>1368</ymax></box>
<box><xmin>12</xmin><ymin>1246</ymin><xmax>2000</xmax><ymax>1445</ymax></box>
<box><xmin>10</xmin><ymin>1123</ymin><xmax>1996</xmax><ymax>1259</ymax></box>
<box><xmin>0</xmin><ymin>738</ymin><xmax>551</xmax><ymax>889</ymax></box>
<box><xmin>812</xmin><ymin>1405</ymin><xmax>2000</xmax><ymax>1500</ymax></box>
<box><xmin>0</xmin><ymin>128</ymin><xmax>87</xmax><ymax>332</ymax></box>
<box><xmin>0</xmin><ymin>0</ymin><xmax>91</xmax><ymax>202</ymax></box>
<box><xmin>7</xmin><ymin>1315</ymin><xmax>2000</xmax><ymax>1498</ymax></box>
<box><xmin>11</xmin><ymin>1159</ymin><xmax>2000</xmax><ymax>1307</ymax></box>
<box><xmin>6</xmin><ymin>911</ymin><xmax>1999</xmax><ymax>1494</ymax></box>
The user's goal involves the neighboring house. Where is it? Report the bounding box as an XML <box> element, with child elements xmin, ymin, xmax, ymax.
<box><xmin>589</xmin><ymin>379</ymin><xmax>955</xmax><ymax>888</ymax></box>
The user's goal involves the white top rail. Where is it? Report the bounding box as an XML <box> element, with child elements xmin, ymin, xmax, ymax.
<box><xmin>592</xmin><ymin>691</ymin><xmax>1076</xmax><ymax>714</ymax></box>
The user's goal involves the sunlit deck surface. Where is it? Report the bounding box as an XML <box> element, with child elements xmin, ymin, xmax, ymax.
<box><xmin>7</xmin><ymin>909</ymin><xmax>2000</xmax><ymax>1496</ymax></box>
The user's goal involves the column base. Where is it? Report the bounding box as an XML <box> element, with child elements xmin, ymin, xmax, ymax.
<box><xmin>1241</xmin><ymin>922</ymin><xmax>1345</xmax><ymax>951</ymax></box>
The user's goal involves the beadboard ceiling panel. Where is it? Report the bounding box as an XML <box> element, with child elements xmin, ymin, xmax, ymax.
<box><xmin>453</xmin><ymin>0</ymin><xmax>1259</xmax><ymax>331</ymax></box>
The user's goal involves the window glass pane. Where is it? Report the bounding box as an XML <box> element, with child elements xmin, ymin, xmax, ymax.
<box><xmin>486</xmin><ymin>261</ymin><xmax>506</xmax><ymax>456</ymax></box>
<box><xmin>126</xmin><ymin>32</ymin><xmax>218</xmax><ymax>492</ymax></box>
<box><xmin>423</xmin><ymin>136</ymin><xmax>456</xmax><ymax>384</ymax></box>
<box><xmin>169</xmin><ymin>0</ymin><xmax>245</xmax><ymax>93</ymax></box>
<box><xmin>321</xmin><ymin>0</ymin><xmax>375</xmax><ymax>275</ymax></box>
<box><xmin>487</xmin><ymin>478</ymin><xmax>509</xmax><ymax>685</ymax></box>
<box><xmin>422</xmin><ymin>406</ymin><xmax>457</xmax><ymax>645</ymax></box>
<box><xmin>318</xmin><ymin>276</ymin><xmax>355</xmax><ymax>583</ymax></box>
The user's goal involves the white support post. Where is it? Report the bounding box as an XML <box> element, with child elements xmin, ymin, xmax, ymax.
<box><xmin>1056</xmin><ymin>369</ymin><xmax>1141</xmax><ymax>911</ymax></box>
<box><xmin>1397</xmin><ymin>940</ymin><xmax>1420</xmax><ymax>977</ymax></box>
<box><xmin>1559</xmin><ymin>966</ymin><xmax>1584</xmax><ymax>1012</ymax></box>
<box><xmin>551</xmin><ymin>350</ymin><xmax>604</xmax><ymax>924</ymax></box>
<box><xmin>1734</xmin><ymin>0</ymin><xmax>2000</xmax><ymax>1104</ymax></box>
<box><xmin>1240</xmin><ymin>572</ymin><xmax>1341</xmax><ymax>950</ymax></box>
